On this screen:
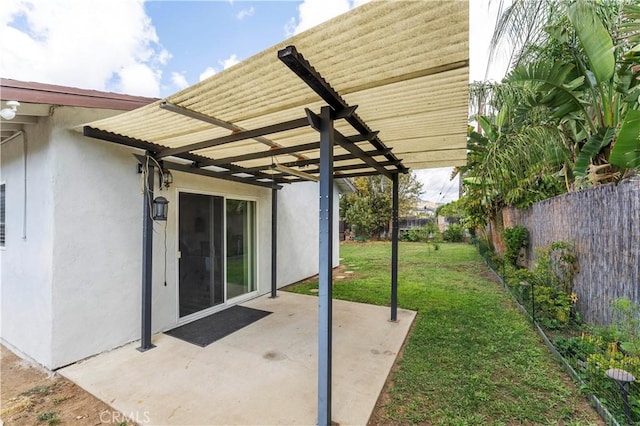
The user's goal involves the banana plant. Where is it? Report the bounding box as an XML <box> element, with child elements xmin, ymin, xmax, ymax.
<box><xmin>610</xmin><ymin>4</ymin><xmax>640</xmax><ymax>171</ymax></box>
<box><xmin>503</xmin><ymin>0</ymin><xmax>639</xmax><ymax>183</ymax></box>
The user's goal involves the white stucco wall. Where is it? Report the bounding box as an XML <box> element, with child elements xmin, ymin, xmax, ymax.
<box><xmin>49</xmin><ymin>107</ymin><xmax>145</xmax><ymax>368</ymax></box>
<box><xmin>2</xmin><ymin>105</ymin><xmax>341</xmax><ymax>369</ymax></box>
<box><xmin>276</xmin><ymin>181</ymin><xmax>340</xmax><ymax>287</ymax></box>
<box><xmin>0</xmin><ymin>120</ymin><xmax>55</xmax><ymax>367</ymax></box>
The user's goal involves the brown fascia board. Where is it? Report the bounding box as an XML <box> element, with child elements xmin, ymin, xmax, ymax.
<box><xmin>0</xmin><ymin>78</ymin><xmax>158</xmax><ymax>111</ymax></box>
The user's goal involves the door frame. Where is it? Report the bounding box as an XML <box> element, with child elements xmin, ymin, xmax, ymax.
<box><xmin>175</xmin><ymin>188</ymin><xmax>259</xmax><ymax>325</ymax></box>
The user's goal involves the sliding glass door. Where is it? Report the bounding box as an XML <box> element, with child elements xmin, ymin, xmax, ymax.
<box><xmin>226</xmin><ymin>199</ymin><xmax>256</xmax><ymax>299</ymax></box>
<box><xmin>178</xmin><ymin>193</ymin><xmax>224</xmax><ymax>317</ymax></box>
<box><xmin>178</xmin><ymin>192</ymin><xmax>256</xmax><ymax>318</ymax></box>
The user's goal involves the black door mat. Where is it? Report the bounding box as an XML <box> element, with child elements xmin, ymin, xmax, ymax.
<box><xmin>165</xmin><ymin>305</ymin><xmax>272</xmax><ymax>347</ymax></box>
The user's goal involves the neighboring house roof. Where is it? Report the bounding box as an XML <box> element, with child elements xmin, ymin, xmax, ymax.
<box><xmin>0</xmin><ymin>79</ymin><xmax>157</xmax><ymax>110</ymax></box>
<box><xmin>0</xmin><ymin>79</ymin><xmax>157</xmax><ymax>143</ymax></box>
<box><xmin>335</xmin><ymin>178</ymin><xmax>356</xmax><ymax>194</ymax></box>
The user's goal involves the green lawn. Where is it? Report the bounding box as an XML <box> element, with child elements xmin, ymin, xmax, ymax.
<box><xmin>288</xmin><ymin>242</ymin><xmax>602</xmax><ymax>425</ymax></box>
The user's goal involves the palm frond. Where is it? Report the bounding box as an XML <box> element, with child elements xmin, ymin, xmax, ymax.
<box><xmin>488</xmin><ymin>0</ymin><xmax>554</xmax><ymax>73</ymax></box>
<box><xmin>507</xmin><ymin>61</ymin><xmax>591</xmax><ymax>126</ymax></box>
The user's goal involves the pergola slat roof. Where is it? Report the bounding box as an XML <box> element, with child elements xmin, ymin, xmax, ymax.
<box><xmin>83</xmin><ymin>0</ymin><xmax>469</xmax><ymax>185</ymax></box>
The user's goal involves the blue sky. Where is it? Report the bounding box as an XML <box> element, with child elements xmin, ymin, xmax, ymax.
<box><xmin>0</xmin><ymin>0</ymin><xmax>507</xmax><ymax>202</ymax></box>
<box><xmin>146</xmin><ymin>1</ymin><xmax>303</xmax><ymax>95</ymax></box>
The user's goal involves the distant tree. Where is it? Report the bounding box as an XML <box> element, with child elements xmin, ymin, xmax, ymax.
<box><xmin>436</xmin><ymin>198</ymin><xmax>465</xmax><ymax>218</ymax></box>
<box><xmin>340</xmin><ymin>173</ymin><xmax>423</xmax><ymax>239</ymax></box>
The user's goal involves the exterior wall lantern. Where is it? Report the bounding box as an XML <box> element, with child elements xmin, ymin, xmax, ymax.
<box><xmin>152</xmin><ymin>196</ymin><xmax>169</xmax><ymax>221</ymax></box>
<box><xmin>160</xmin><ymin>168</ymin><xmax>173</xmax><ymax>189</ymax></box>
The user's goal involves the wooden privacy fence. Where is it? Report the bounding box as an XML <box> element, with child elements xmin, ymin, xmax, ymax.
<box><xmin>503</xmin><ymin>177</ymin><xmax>640</xmax><ymax>325</ymax></box>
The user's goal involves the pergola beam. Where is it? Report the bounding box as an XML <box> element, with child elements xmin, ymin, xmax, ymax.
<box><xmin>278</xmin><ymin>45</ymin><xmax>407</xmax><ymax>174</ymax></box>
<box><xmin>306</xmin><ymin>109</ymin><xmax>392</xmax><ymax>179</ymax></box>
<box><xmin>278</xmin><ymin>149</ymin><xmax>392</xmax><ymax>168</ymax></box>
<box><xmin>304</xmin><ymin>160</ymin><xmax>399</xmax><ymax>175</ymax></box>
<box><xmin>156</xmin><ymin>117</ymin><xmax>310</xmax><ymax>159</ymax></box>
<box><xmin>204</xmin><ymin>132</ymin><xmax>374</xmax><ymax>167</ymax></box>
<box><xmin>334</xmin><ymin>129</ymin><xmax>393</xmax><ymax>179</ymax></box>
<box><xmin>160</xmin><ymin>101</ymin><xmax>292</xmax><ymax>152</ymax></box>
<box><xmin>86</xmin><ymin>127</ymin><xmax>290</xmax><ymax>186</ymax></box>
<box><xmin>132</xmin><ymin>154</ymin><xmax>283</xmax><ymax>189</ymax></box>
<box><xmin>334</xmin><ymin>170</ymin><xmax>391</xmax><ymax>178</ymax></box>
<box><xmin>209</xmin><ymin>142</ymin><xmax>320</xmax><ymax>165</ymax></box>
<box><xmin>85</xmin><ymin>126</ymin><xmax>164</xmax><ymax>153</ymax></box>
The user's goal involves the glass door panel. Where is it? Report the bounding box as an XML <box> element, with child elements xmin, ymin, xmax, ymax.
<box><xmin>226</xmin><ymin>199</ymin><xmax>256</xmax><ymax>299</ymax></box>
<box><xmin>178</xmin><ymin>193</ymin><xmax>224</xmax><ymax>317</ymax></box>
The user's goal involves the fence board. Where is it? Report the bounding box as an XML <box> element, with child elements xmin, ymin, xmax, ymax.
<box><xmin>502</xmin><ymin>177</ymin><xmax>640</xmax><ymax>325</ymax></box>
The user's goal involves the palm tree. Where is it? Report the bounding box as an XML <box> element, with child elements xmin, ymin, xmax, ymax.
<box><xmin>492</xmin><ymin>0</ymin><xmax>640</xmax><ymax>185</ymax></box>
<box><xmin>458</xmin><ymin>0</ymin><xmax>639</xmax><ymax>235</ymax></box>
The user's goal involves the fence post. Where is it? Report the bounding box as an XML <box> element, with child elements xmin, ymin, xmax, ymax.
<box><xmin>531</xmin><ymin>281</ymin><xmax>535</xmax><ymax>324</ymax></box>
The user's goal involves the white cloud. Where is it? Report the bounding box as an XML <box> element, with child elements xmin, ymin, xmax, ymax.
<box><xmin>171</xmin><ymin>71</ymin><xmax>189</xmax><ymax>90</ymax></box>
<box><xmin>198</xmin><ymin>56</ymin><xmax>239</xmax><ymax>82</ymax></box>
<box><xmin>284</xmin><ymin>17</ymin><xmax>297</xmax><ymax>37</ymax></box>
<box><xmin>220</xmin><ymin>54</ymin><xmax>239</xmax><ymax>70</ymax></box>
<box><xmin>236</xmin><ymin>6</ymin><xmax>254</xmax><ymax>20</ymax></box>
<box><xmin>0</xmin><ymin>0</ymin><xmax>169</xmax><ymax>97</ymax></box>
<box><xmin>413</xmin><ymin>168</ymin><xmax>460</xmax><ymax>203</ymax></box>
<box><xmin>118</xmin><ymin>63</ymin><xmax>161</xmax><ymax>97</ymax></box>
<box><xmin>286</xmin><ymin>0</ymin><xmax>350</xmax><ymax>36</ymax></box>
<box><xmin>199</xmin><ymin>66</ymin><xmax>217</xmax><ymax>81</ymax></box>
<box><xmin>351</xmin><ymin>0</ymin><xmax>373</xmax><ymax>7</ymax></box>
<box><xmin>285</xmin><ymin>0</ymin><xmax>372</xmax><ymax>36</ymax></box>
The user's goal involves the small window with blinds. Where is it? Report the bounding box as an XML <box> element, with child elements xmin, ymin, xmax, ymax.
<box><xmin>0</xmin><ymin>183</ymin><xmax>5</xmax><ymax>247</ymax></box>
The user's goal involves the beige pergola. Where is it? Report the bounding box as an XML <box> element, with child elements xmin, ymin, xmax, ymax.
<box><xmin>83</xmin><ymin>1</ymin><xmax>469</xmax><ymax>424</ymax></box>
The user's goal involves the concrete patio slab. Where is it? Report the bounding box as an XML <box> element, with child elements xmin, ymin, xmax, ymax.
<box><xmin>60</xmin><ymin>292</ymin><xmax>416</xmax><ymax>425</ymax></box>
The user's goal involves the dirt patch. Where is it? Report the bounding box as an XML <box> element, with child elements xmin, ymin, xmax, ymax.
<box><xmin>284</xmin><ymin>263</ymin><xmax>354</xmax><ymax>290</ymax></box>
<box><xmin>1</xmin><ymin>345</ymin><xmax>133</xmax><ymax>425</ymax></box>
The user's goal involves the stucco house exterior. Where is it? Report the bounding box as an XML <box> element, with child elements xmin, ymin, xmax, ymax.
<box><xmin>0</xmin><ymin>79</ymin><xmax>342</xmax><ymax>369</ymax></box>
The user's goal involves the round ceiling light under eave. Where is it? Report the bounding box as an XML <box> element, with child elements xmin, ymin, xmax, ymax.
<box><xmin>0</xmin><ymin>101</ymin><xmax>20</xmax><ymax>120</ymax></box>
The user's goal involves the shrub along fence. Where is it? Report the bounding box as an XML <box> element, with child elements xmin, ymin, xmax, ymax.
<box><xmin>502</xmin><ymin>177</ymin><xmax>640</xmax><ymax>326</ymax></box>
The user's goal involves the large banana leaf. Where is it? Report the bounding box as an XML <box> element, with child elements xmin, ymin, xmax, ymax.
<box><xmin>568</xmin><ymin>0</ymin><xmax>615</xmax><ymax>85</ymax></box>
<box><xmin>574</xmin><ymin>127</ymin><xmax>616</xmax><ymax>177</ymax></box>
<box><xmin>610</xmin><ymin>109</ymin><xmax>640</xmax><ymax>170</ymax></box>
<box><xmin>477</xmin><ymin>116</ymin><xmax>498</xmax><ymax>142</ymax></box>
<box><xmin>507</xmin><ymin>61</ymin><xmax>585</xmax><ymax>119</ymax></box>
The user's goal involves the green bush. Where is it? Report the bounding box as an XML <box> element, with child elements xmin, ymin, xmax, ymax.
<box><xmin>443</xmin><ymin>224</ymin><xmax>464</xmax><ymax>242</ymax></box>
<box><xmin>503</xmin><ymin>225</ymin><xmax>529</xmax><ymax>266</ymax></box>
<box><xmin>612</xmin><ymin>298</ymin><xmax>640</xmax><ymax>357</ymax></box>
<box><xmin>400</xmin><ymin>227</ymin><xmax>426</xmax><ymax>242</ymax></box>
<box><xmin>503</xmin><ymin>241</ymin><xmax>579</xmax><ymax>329</ymax></box>
<box><xmin>554</xmin><ymin>336</ymin><xmax>599</xmax><ymax>361</ymax></box>
<box><xmin>400</xmin><ymin>223</ymin><xmax>438</xmax><ymax>243</ymax></box>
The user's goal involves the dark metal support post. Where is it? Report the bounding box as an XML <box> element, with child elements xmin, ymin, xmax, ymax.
<box><xmin>271</xmin><ymin>187</ymin><xmax>278</xmax><ymax>298</ymax></box>
<box><xmin>138</xmin><ymin>156</ymin><xmax>156</xmax><ymax>352</ymax></box>
<box><xmin>391</xmin><ymin>173</ymin><xmax>399</xmax><ymax>321</ymax></box>
<box><xmin>317</xmin><ymin>106</ymin><xmax>334</xmax><ymax>426</ymax></box>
